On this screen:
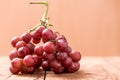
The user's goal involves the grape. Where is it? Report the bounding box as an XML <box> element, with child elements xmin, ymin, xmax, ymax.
<box><xmin>23</xmin><ymin>55</ymin><xmax>35</xmax><ymax>67</ymax></box>
<box><xmin>9</xmin><ymin>66</ymin><xmax>20</xmax><ymax>74</ymax></box>
<box><xmin>67</xmin><ymin>62</ymin><xmax>80</xmax><ymax>73</ymax></box>
<box><xmin>26</xmin><ymin>43</ymin><xmax>35</xmax><ymax>54</ymax></box>
<box><xmin>31</xmin><ymin>30</ymin><xmax>41</xmax><ymax>40</ymax></box>
<box><xmin>64</xmin><ymin>46</ymin><xmax>72</xmax><ymax>54</ymax></box>
<box><xmin>34</xmin><ymin>45</ymin><xmax>44</xmax><ymax>56</ymax></box>
<box><xmin>15</xmin><ymin>41</ymin><xmax>26</xmax><ymax>49</ymax></box>
<box><xmin>43</xmin><ymin>52</ymin><xmax>55</xmax><ymax>61</ymax></box>
<box><xmin>11</xmin><ymin>36</ymin><xmax>21</xmax><ymax>47</ymax></box>
<box><xmin>62</xmin><ymin>57</ymin><xmax>72</xmax><ymax>68</ymax></box>
<box><xmin>21</xmin><ymin>32</ymin><xmax>32</xmax><ymax>43</ymax></box>
<box><xmin>51</xmin><ymin>66</ymin><xmax>64</xmax><ymax>74</ymax></box>
<box><xmin>21</xmin><ymin>65</ymin><xmax>35</xmax><ymax>74</ymax></box>
<box><xmin>32</xmin><ymin>38</ymin><xmax>41</xmax><ymax>44</ymax></box>
<box><xmin>69</xmin><ymin>51</ymin><xmax>81</xmax><ymax>62</ymax></box>
<box><xmin>50</xmin><ymin>60</ymin><xmax>64</xmax><ymax>73</ymax></box>
<box><xmin>55</xmin><ymin>35</ymin><xmax>67</xmax><ymax>42</ymax></box>
<box><xmin>32</xmin><ymin>26</ymin><xmax>45</xmax><ymax>40</ymax></box>
<box><xmin>18</xmin><ymin>47</ymin><xmax>30</xmax><ymax>58</ymax></box>
<box><xmin>50</xmin><ymin>60</ymin><xmax>61</xmax><ymax>70</ymax></box>
<box><xmin>43</xmin><ymin>41</ymin><xmax>56</xmax><ymax>54</ymax></box>
<box><xmin>56</xmin><ymin>52</ymin><xmax>68</xmax><ymax>62</ymax></box>
<box><xmin>42</xmin><ymin>29</ymin><xmax>54</xmax><ymax>43</ymax></box>
<box><xmin>56</xmin><ymin>39</ymin><xmax>68</xmax><ymax>51</ymax></box>
<box><xmin>32</xmin><ymin>55</ymin><xmax>42</xmax><ymax>69</ymax></box>
<box><xmin>41</xmin><ymin>61</ymin><xmax>50</xmax><ymax>71</ymax></box>
<box><xmin>9</xmin><ymin>49</ymin><xmax>18</xmax><ymax>60</ymax></box>
<box><xmin>35</xmin><ymin>26</ymin><xmax>45</xmax><ymax>35</ymax></box>
<box><xmin>11</xmin><ymin>58</ymin><xmax>23</xmax><ymax>71</ymax></box>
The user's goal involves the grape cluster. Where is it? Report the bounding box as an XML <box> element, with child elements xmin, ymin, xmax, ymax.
<box><xmin>9</xmin><ymin>26</ymin><xmax>81</xmax><ymax>74</ymax></box>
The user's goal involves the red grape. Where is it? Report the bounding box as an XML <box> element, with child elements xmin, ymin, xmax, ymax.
<box><xmin>56</xmin><ymin>52</ymin><xmax>68</xmax><ymax>62</ymax></box>
<box><xmin>9</xmin><ymin>49</ymin><xmax>18</xmax><ymax>60</ymax></box>
<box><xmin>62</xmin><ymin>57</ymin><xmax>72</xmax><ymax>68</ymax></box>
<box><xmin>15</xmin><ymin>41</ymin><xmax>26</xmax><ymax>49</ymax></box>
<box><xmin>17</xmin><ymin>47</ymin><xmax>30</xmax><ymax>58</ymax></box>
<box><xmin>11</xmin><ymin>58</ymin><xmax>23</xmax><ymax>71</ymax></box>
<box><xmin>56</xmin><ymin>39</ymin><xmax>68</xmax><ymax>51</ymax></box>
<box><xmin>21</xmin><ymin>65</ymin><xmax>35</xmax><ymax>74</ymax></box>
<box><xmin>69</xmin><ymin>51</ymin><xmax>81</xmax><ymax>62</ymax></box>
<box><xmin>41</xmin><ymin>61</ymin><xmax>50</xmax><ymax>71</ymax></box>
<box><xmin>26</xmin><ymin>43</ymin><xmax>35</xmax><ymax>54</ymax></box>
<box><xmin>56</xmin><ymin>35</ymin><xmax>67</xmax><ymax>42</ymax></box>
<box><xmin>43</xmin><ymin>41</ymin><xmax>56</xmax><ymax>54</ymax></box>
<box><xmin>43</xmin><ymin>52</ymin><xmax>55</xmax><ymax>61</ymax></box>
<box><xmin>67</xmin><ymin>62</ymin><xmax>80</xmax><ymax>73</ymax></box>
<box><xmin>42</xmin><ymin>29</ymin><xmax>54</xmax><ymax>43</ymax></box>
<box><xmin>32</xmin><ymin>55</ymin><xmax>42</xmax><ymax>69</ymax></box>
<box><xmin>64</xmin><ymin>46</ymin><xmax>72</xmax><ymax>54</ymax></box>
<box><xmin>23</xmin><ymin>55</ymin><xmax>35</xmax><ymax>67</ymax></box>
<box><xmin>21</xmin><ymin>32</ymin><xmax>32</xmax><ymax>43</ymax></box>
<box><xmin>9</xmin><ymin>66</ymin><xmax>20</xmax><ymax>74</ymax></box>
<box><xmin>11</xmin><ymin>36</ymin><xmax>21</xmax><ymax>47</ymax></box>
<box><xmin>34</xmin><ymin>45</ymin><xmax>44</xmax><ymax>56</ymax></box>
<box><xmin>32</xmin><ymin>38</ymin><xmax>41</xmax><ymax>44</ymax></box>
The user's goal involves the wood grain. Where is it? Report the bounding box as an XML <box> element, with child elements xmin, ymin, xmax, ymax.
<box><xmin>0</xmin><ymin>56</ymin><xmax>120</xmax><ymax>80</ymax></box>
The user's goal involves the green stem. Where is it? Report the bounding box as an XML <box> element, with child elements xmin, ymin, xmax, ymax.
<box><xmin>29</xmin><ymin>1</ymin><xmax>48</xmax><ymax>22</ymax></box>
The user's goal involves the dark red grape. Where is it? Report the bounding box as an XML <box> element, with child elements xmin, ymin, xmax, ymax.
<box><xmin>56</xmin><ymin>52</ymin><xmax>68</xmax><ymax>62</ymax></box>
<box><xmin>23</xmin><ymin>55</ymin><xmax>35</xmax><ymax>67</ymax></box>
<box><xmin>21</xmin><ymin>65</ymin><xmax>35</xmax><ymax>74</ymax></box>
<box><xmin>42</xmin><ymin>29</ymin><xmax>54</xmax><ymax>43</ymax></box>
<box><xmin>35</xmin><ymin>26</ymin><xmax>45</xmax><ymax>35</ymax></box>
<box><xmin>43</xmin><ymin>41</ymin><xmax>56</xmax><ymax>54</ymax></box>
<box><xmin>62</xmin><ymin>57</ymin><xmax>72</xmax><ymax>68</ymax></box>
<box><xmin>69</xmin><ymin>51</ymin><xmax>81</xmax><ymax>62</ymax></box>
<box><xmin>32</xmin><ymin>55</ymin><xmax>42</xmax><ymax>69</ymax></box>
<box><xmin>41</xmin><ymin>61</ymin><xmax>50</xmax><ymax>71</ymax></box>
<box><xmin>67</xmin><ymin>62</ymin><xmax>80</xmax><ymax>73</ymax></box>
<box><xmin>43</xmin><ymin>52</ymin><xmax>55</xmax><ymax>61</ymax></box>
<box><xmin>26</xmin><ymin>43</ymin><xmax>35</xmax><ymax>54</ymax></box>
<box><xmin>56</xmin><ymin>39</ymin><xmax>68</xmax><ymax>51</ymax></box>
<box><xmin>21</xmin><ymin>32</ymin><xmax>32</xmax><ymax>43</ymax></box>
<box><xmin>55</xmin><ymin>35</ymin><xmax>67</xmax><ymax>42</ymax></box>
<box><xmin>17</xmin><ymin>47</ymin><xmax>30</xmax><ymax>58</ymax></box>
<box><xmin>32</xmin><ymin>26</ymin><xmax>45</xmax><ymax>40</ymax></box>
<box><xmin>32</xmin><ymin>38</ymin><xmax>41</xmax><ymax>44</ymax></box>
<box><xmin>11</xmin><ymin>36</ymin><xmax>21</xmax><ymax>47</ymax></box>
<box><xmin>34</xmin><ymin>45</ymin><xmax>44</xmax><ymax>56</ymax></box>
<box><xmin>51</xmin><ymin>66</ymin><xmax>64</xmax><ymax>74</ymax></box>
<box><xmin>15</xmin><ymin>41</ymin><xmax>26</xmax><ymax>49</ymax></box>
<box><xmin>50</xmin><ymin>60</ymin><xmax>61</xmax><ymax>70</ymax></box>
<box><xmin>9</xmin><ymin>66</ymin><xmax>20</xmax><ymax>74</ymax></box>
<box><xmin>11</xmin><ymin>58</ymin><xmax>23</xmax><ymax>71</ymax></box>
<box><xmin>64</xmin><ymin>46</ymin><xmax>72</xmax><ymax>54</ymax></box>
<box><xmin>9</xmin><ymin>49</ymin><xmax>18</xmax><ymax>60</ymax></box>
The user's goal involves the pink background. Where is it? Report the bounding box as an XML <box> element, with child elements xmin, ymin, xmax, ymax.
<box><xmin>0</xmin><ymin>0</ymin><xmax>120</xmax><ymax>56</ymax></box>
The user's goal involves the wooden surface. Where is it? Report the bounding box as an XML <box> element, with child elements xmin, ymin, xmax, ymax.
<box><xmin>0</xmin><ymin>56</ymin><xmax>120</xmax><ymax>80</ymax></box>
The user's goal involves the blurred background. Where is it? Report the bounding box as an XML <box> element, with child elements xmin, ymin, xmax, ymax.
<box><xmin>0</xmin><ymin>0</ymin><xmax>120</xmax><ymax>56</ymax></box>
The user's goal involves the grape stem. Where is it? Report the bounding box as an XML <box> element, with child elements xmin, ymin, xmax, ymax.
<box><xmin>29</xmin><ymin>1</ymin><xmax>48</xmax><ymax>22</ymax></box>
<box><xmin>29</xmin><ymin>1</ymin><xmax>51</xmax><ymax>32</ymax></box>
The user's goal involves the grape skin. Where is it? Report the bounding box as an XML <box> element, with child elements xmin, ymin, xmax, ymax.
<box><xmin>11</xmin><ymin>36</ymin><xmax>21</xmax><ymax>47</ymax></box>
<box><xmin>23</xmin><ymin>55</ymin><xmax>35</xmax><ymax>67</ymax></box>
<box><xmin>9</xmin><ymin>49</ymin><xmax>18</xmax><ymax>60</ymax></box>
<box><xmin>17</xmin><ymin>47</ymin><xmax>30</xmax><ymax>58</ymax></box>
<box><xmin>21</xmin><ymin>32</ymin><xmax>32</xmax><ymax>43</ymax></box>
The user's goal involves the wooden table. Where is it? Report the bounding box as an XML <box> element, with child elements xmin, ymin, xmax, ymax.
<box><xmin>0</xmin><ymin>56</ymin><xmax>120</xmax><ymax>80</ymax></box>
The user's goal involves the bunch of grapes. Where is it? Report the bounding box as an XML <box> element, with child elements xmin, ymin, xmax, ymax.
<box><xmin>9</xmin><ymin>25</ymin><xmax>81</xmax><ymax>74</ymax></box>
